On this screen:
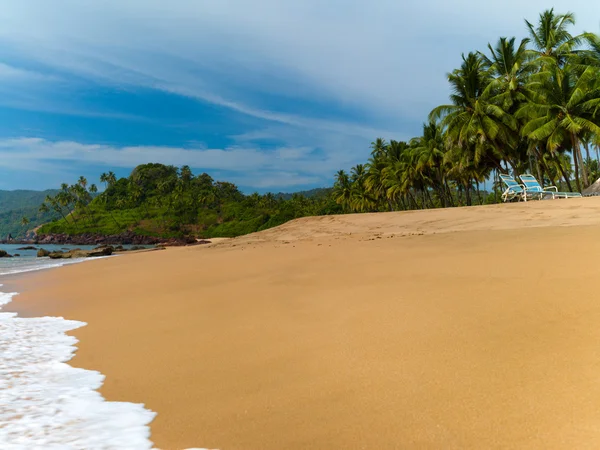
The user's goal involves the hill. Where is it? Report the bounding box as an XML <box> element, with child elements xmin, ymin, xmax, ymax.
<box><xmin>0</xmin><ymin>189</ymin><xmax>60</xmax><ymax>239</ymax></box>
<box><xmin>37</xmin><ymin>165</ymin><xmax>342</xmax><ymax>238</ymax></box>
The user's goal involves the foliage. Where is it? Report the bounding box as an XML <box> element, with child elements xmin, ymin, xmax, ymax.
<box><xmin>333</xmin><ymin>9</ymin><xmax>600</xmax><ymax>213</ymax></box>
<box><xmin>38</xmin><ymin>164</ymin><xmax>342</xmax><ymax>238</ymax></box>
<box><xmin>34</xmin><ymin>9</ymin><xmax>600</xmax><ymax>235</ymax></box>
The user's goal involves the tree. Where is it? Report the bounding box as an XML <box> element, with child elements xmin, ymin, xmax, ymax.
<box><xmin>430</xmin><ymin>52</ymin><xmax>517</xmax><ymax>172</ymax></box>
<box><xmin>525</xmin><ymin>9</ymin><xmax>583</xmax><ymax>66</ymax></box>
<box><xmin>332</xmin><ymin>170</ymin><xmax>352</xmax><ymax>212</ymax></box>
<box><xmin>518</xmin><ymin>63</ymin><xmax>600</xmax><ymax>190</ymax></box>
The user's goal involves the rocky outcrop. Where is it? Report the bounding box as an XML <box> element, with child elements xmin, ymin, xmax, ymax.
<box><xmin>7</xmin><ymin>232</ymin><xmax>206</xmax><ymax>247</ymax></box>
<box><xmin>37</xmin><ymin>249</ymin><xmax>50</xmax><ymax>257</ymax></box>
<box><xmin>16</xmin><ymin>246</ymin><xmax>38</xmax><ymax>250</ymax></box>
<box><xmin>0</xmin><ymin>250</ymin><xmax>13</xmax><ymax>258</ymax></box>
<box><xmin>43</xmin><ymin>247</ymin><xmax>114</xmax><ymax>259</ymax></box>
<box><xmin>34</xmin><ymin>232</ymin><xmax>162</xmax><ymax>246</ymax></box>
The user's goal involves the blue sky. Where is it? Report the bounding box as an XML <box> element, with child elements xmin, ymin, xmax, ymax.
<box><xmin>0</xmin><ymin>1</ymin><xmax>598</xmax><ymax>193</ymax></box>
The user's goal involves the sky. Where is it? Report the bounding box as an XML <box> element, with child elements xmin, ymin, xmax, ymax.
<box><xmin>0</xmin><ymin>1</ymin><xmax>598</xmax><ymax>193</ymax></box>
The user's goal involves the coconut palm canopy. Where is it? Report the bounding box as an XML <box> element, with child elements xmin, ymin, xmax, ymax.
<box><xmin>333</xmin><ymin>8</ymin><xmax>600</xmax><ymax>212</ymax></box>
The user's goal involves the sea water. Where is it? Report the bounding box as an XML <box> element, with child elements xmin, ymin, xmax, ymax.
<box><xmin>0</xmin><ymin>244</ymin><xmax>102</xmax><ymax>276</ymax></box>
<box><xmin>0</xmin><ymin>249</ymin><xmax>211</xmax><ymax>449</ymax></box>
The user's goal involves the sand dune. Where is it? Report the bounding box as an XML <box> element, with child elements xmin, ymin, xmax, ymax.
<box><xmin>7</xmin><ymin>198</ymin><xmax>600</xmax><ymax>449</ymax></box>
<box><xmin>216</xmin><ymin>196</ymin><xmax>600</xmax><ymax>246</ymax></box>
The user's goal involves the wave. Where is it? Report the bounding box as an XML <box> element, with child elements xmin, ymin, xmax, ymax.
<box><xmin>0</xmin><ymin>285</ymin><xmax>158</xmax><ymax>448</ymax></box>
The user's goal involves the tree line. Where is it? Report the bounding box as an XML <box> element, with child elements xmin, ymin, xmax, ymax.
<box><xmin>333</xmin><ymin>9</ymin><xmax>600</xmax><ymax>212</ymax></box>
<box><xmin>39</xmin><ymin>164</ymin><xmax>340</xmax><ymax>237</ymax></box>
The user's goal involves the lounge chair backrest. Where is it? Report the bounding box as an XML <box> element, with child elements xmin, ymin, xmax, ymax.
<box><xmin>519</xmin><ymin>174</ymin><xmax>543</xmax><ymax>192</ymax></box>
<box><xmin>499</xmin><ymin>174</ymin><xmax>523</xmax><ymax>192</ymax></box>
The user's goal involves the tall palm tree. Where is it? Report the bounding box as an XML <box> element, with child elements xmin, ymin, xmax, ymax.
<box><xmin>350</xmin><ymin>164</ymin><xmax>375</xmax><ymax>212</ymax></box>
<box><xmin>332</xmin><ymin>170</ymin><xmax>352</xmax><ymax>212</ymax></box>
<box><xmin>525</xmin><ymin>9</ymin><xmax>583</xmax><ymax>66</ymax></box>
<box><xmin>517</xmin><ymin>63</ymin><xmax>600</xmax><ymax>190</ymax></box>
<box><xmin>481</xmin><ymin>37</ymin><xmax>535</xmax><ymax>112</ymax></box>
<box><xmin>410</xmin><ymin>121</ymin><xmax>452</xmax><ymax>207</ymax></box>
<box><xmin>430</xmin><ymin>52</ymin><xmax>517</xmax><ymax>171</ymax></box>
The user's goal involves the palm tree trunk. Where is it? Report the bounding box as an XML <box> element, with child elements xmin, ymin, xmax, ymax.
<box><xmin>475</xmin><ymin>182</ymin><xmax>482</xmax><ymax>205</ymax></box>
<box><xmin>556</xmin><ymin>157</ymin><xmax>574</xmax><ymax>192</ymax></box>
<box><xmin>464</xmin><ymin>182</ymin><xmax>472</xmax><ymax>206</ymax></box>
<box><xmin>584</xmin><ymin>140</ymin><xmax>591</xmax><ymax>161</ymax></box>
<box><xmin>424</xmin><ymin>188</ymin><xmax>434</xmax><ymax>208</ymax></box>
<box><xmin>444</xmin><ymin>180</ymin><xmax>455</xmax><ymax>207</ymax></box>
<box><xmin>572</xmin><ymin>133</ymin><xmax>588</xmax><ymax>189</ymax></box>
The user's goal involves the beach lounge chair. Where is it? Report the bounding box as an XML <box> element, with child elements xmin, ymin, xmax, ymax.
<box><xmin>499</xmin><ymin>174</ymin><xmax>526</xmax><ymax>202</ymax></box>
<box><xmin>518</xmin><ymin>174</ymin><xmax>582</xmax><ymax>200</ymax></box>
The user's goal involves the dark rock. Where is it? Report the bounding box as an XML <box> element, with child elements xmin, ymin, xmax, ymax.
<box><xmin>49</xmin><ymin>247</ymin><xmax>113</xmax><ymax>259</ymax></box>
<box><xmin>37</xmin><ymin>248</ymin><xmax>50</xmax><ymax>257</ymax></box>
<box><xmin>35</xmin><ymin>232</ymin><xmax>163</xmax><ymax>246</ymax></box>
<box><xmin>0</xmin><ymin>250</ymin><xmax>13</xmax><ymax>258</ymax></box>
<box><xmin>48</xmin><ymin>251</ymin><xmax>71</xmax><ymax>259</ymax></box>
<box><xmin>86</xmin><ymin>247</ymin><xmax>113</xmax><ymax>257</ymax></box>
<box><xmin>14</xmin><ymin>254</ymin><xmax>20</xmax><ymax>257</ymax></box>
<box><xmin>16</xmin><ymin>246</ymin><xmax>38</xmax><ymax>250</ymax></box>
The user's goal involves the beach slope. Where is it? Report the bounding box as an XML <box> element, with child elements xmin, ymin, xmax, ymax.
<box><xmin>9</xmin><ymin>198</ymin><xmax>600</xmax><ymax>449</ymax></box>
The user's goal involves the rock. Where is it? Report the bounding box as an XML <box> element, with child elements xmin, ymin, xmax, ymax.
<box><xmin>93</xmin><ymin>245</ymin><xmax>114</xmax><ymax>252</ymax></box>
<box><xmin>37</xmin><ymin>248</ymin><xmax>50</xmax><ymax>257</ymax></box>
<box><xmin>48</xmin><ymin>251</ymin><xmax>72</xmax><ymax>259</ymax></box>
<box><xmin>86</xmin><ymin>247</ymin><xmax>113</xmax><ymax>257</ymax></box>
<box><xmin>49</xmin><ymin>247</ymin><xmax>113</xmax><ymax>259</ymax></box>
<box><xmin>16</xmin><ymin>246</ymin><xmax>38</xmax><ymax>250</ymax></box>
<box><xmin>14</xmin><ymin>254</ymin><xmax>20</xmax><ymax>257</ymax></box>
<box><xmin>0</xmin><ymin>250</ymin><xmax>13</xmax><ymax>258</ymax></box>
<box><xmin>129</xmin><ymin>245</ymin><xmax>146</xmax><ymax>251</ymax></box>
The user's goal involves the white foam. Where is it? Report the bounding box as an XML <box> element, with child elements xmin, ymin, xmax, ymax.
<box><xmin>0</xmin><ymin>286</ymin><xmax>158</xmax><ymax>449</ymax></box>
<box><xmin>0</xmin><ymin>255</ymin><xmax>111</xmax><ymax>277</ymax></box>
<box><xmin>0</xmin><ymin>282</ymin><xmax>218</xmax><ymax>450</ymax></box>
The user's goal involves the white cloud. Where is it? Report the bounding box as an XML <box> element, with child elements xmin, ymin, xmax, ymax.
<box><xmin>1</xmin><ymin>0</ymin><xmax>597</xmax><ymax>129</ymax></box>
<box><xmin>0</xmin><ymin>137</ymin><xmax>345</xmax><ymax>189</ymax></box>
<box><xmin>0</xmin><ymin>63</ymin><xmax>56</xmax><ymax>82</ymax></box>
<box><xmin>0</xmin><ymin>1</ymin><xmax>597</xmax><ymax>191</ymax></box>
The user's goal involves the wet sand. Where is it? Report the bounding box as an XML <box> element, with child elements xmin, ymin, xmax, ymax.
<box><xmin>7</xmin><ymin>198</ymin><xmax>600</xmax><ymax>449</ymax></box>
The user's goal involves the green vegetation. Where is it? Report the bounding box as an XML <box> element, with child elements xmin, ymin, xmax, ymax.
<box><xmin>38</xmin><ymin>165</ymin><xmax>341</xmax><ymax>238</ymax></box>
<box><xmin>0</xmin><ymin>189</ymin><xmax>60</xmax><ymax>239</ymax></box>
<box><xmin>333</xmin><ymin>9</ymin><xmax>600</xmax><ymax>212</ymax></box>
<box><xmin>36</xmin><ymin>9</ymin><xmax>600</xmax><ymax>238</ymax></box>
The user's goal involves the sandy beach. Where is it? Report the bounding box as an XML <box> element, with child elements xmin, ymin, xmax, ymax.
<box><xmin>7</xmin><ymin>198</ymin><xmax>600</xmax><ymax>449</ymax></box>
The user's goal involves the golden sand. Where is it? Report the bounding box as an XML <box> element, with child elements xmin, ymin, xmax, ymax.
<box><xmin>7</xmin><ymin>197</ymin><xmax>600</xmax><ymax>449</ymax></box>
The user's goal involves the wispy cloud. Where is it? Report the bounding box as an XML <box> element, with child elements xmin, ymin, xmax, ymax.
<box><xmin>0</xmin><ymin>62</ymin><xmax>57</xmax><ymax>82</ymax></box>
<box><xmin>0</xmin><ymin>137</ymin><xmax>345</xmax><ymax>189</ymax></box>
<box><xmin>2</xmin><ymin>0</ymin><xmax>595</xmax><ymax>127</ymax></box>
<box><xmin>0</xmin><ymin>0</ymin><xmax>597</xmax><ymax>191</ymax></box>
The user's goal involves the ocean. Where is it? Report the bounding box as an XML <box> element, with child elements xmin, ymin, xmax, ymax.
<box><xmin>0</xmin><ymin>245</ymin><xmax>161</xmax><ymax>449</ymax></box>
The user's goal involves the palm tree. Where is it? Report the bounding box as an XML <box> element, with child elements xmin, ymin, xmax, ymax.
<box><xmin>332</xmin><ymin>170</ymin><xmax>352</xmax><ymax>212</ymax></box>
<box><xmin>525</xmin><ymin>9</ymin><xmax>584</xmax><ymax>66</ymax></box>
<box><xmin>349</xmin><ymin>164</ymin><xmax>375</xmax><ymax>212</ymax></box>
<box><xmin>517</xmin><ymin>63</ymin><xmax>600</xmax><ymax>190</ymax></box>
<box><xmin>430</xmin><ymin>52</ymin><xmax>517</xmax><ymax>171</ymax></box>
<box><xmin>365</xmin><ymin>140</ymin><xmax>392</xmax><ymax>210</ymax></box>
<box><xmin>480</xmin><ymin>37</ymin><xmax>535</xmax><ymax>112</ymax></box>
<box><xmin>410</xmin><ymin>121</ymin><xmax>452</xmax><ymax>207</ymax></box>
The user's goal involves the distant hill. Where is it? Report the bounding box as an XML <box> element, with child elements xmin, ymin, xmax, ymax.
<box><xmin>0</xmin><ymin>189</ymin><xmax>60</xmax><ymax>239</ymax></box>
<box><xmin>275</xmin><ymin>187</ymin><xmax>332</xmax><ymax>200</ymax></box>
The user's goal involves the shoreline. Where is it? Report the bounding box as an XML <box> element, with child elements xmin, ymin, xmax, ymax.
<box><xmin>6</xmin><ymin>199</ymin><xmax>600</xmax><ymax>448</ymax></box>
<box><xmin>0</xmin><ymin>255</ymin><xmax>158</xmax><ymax>448</ymax></box>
